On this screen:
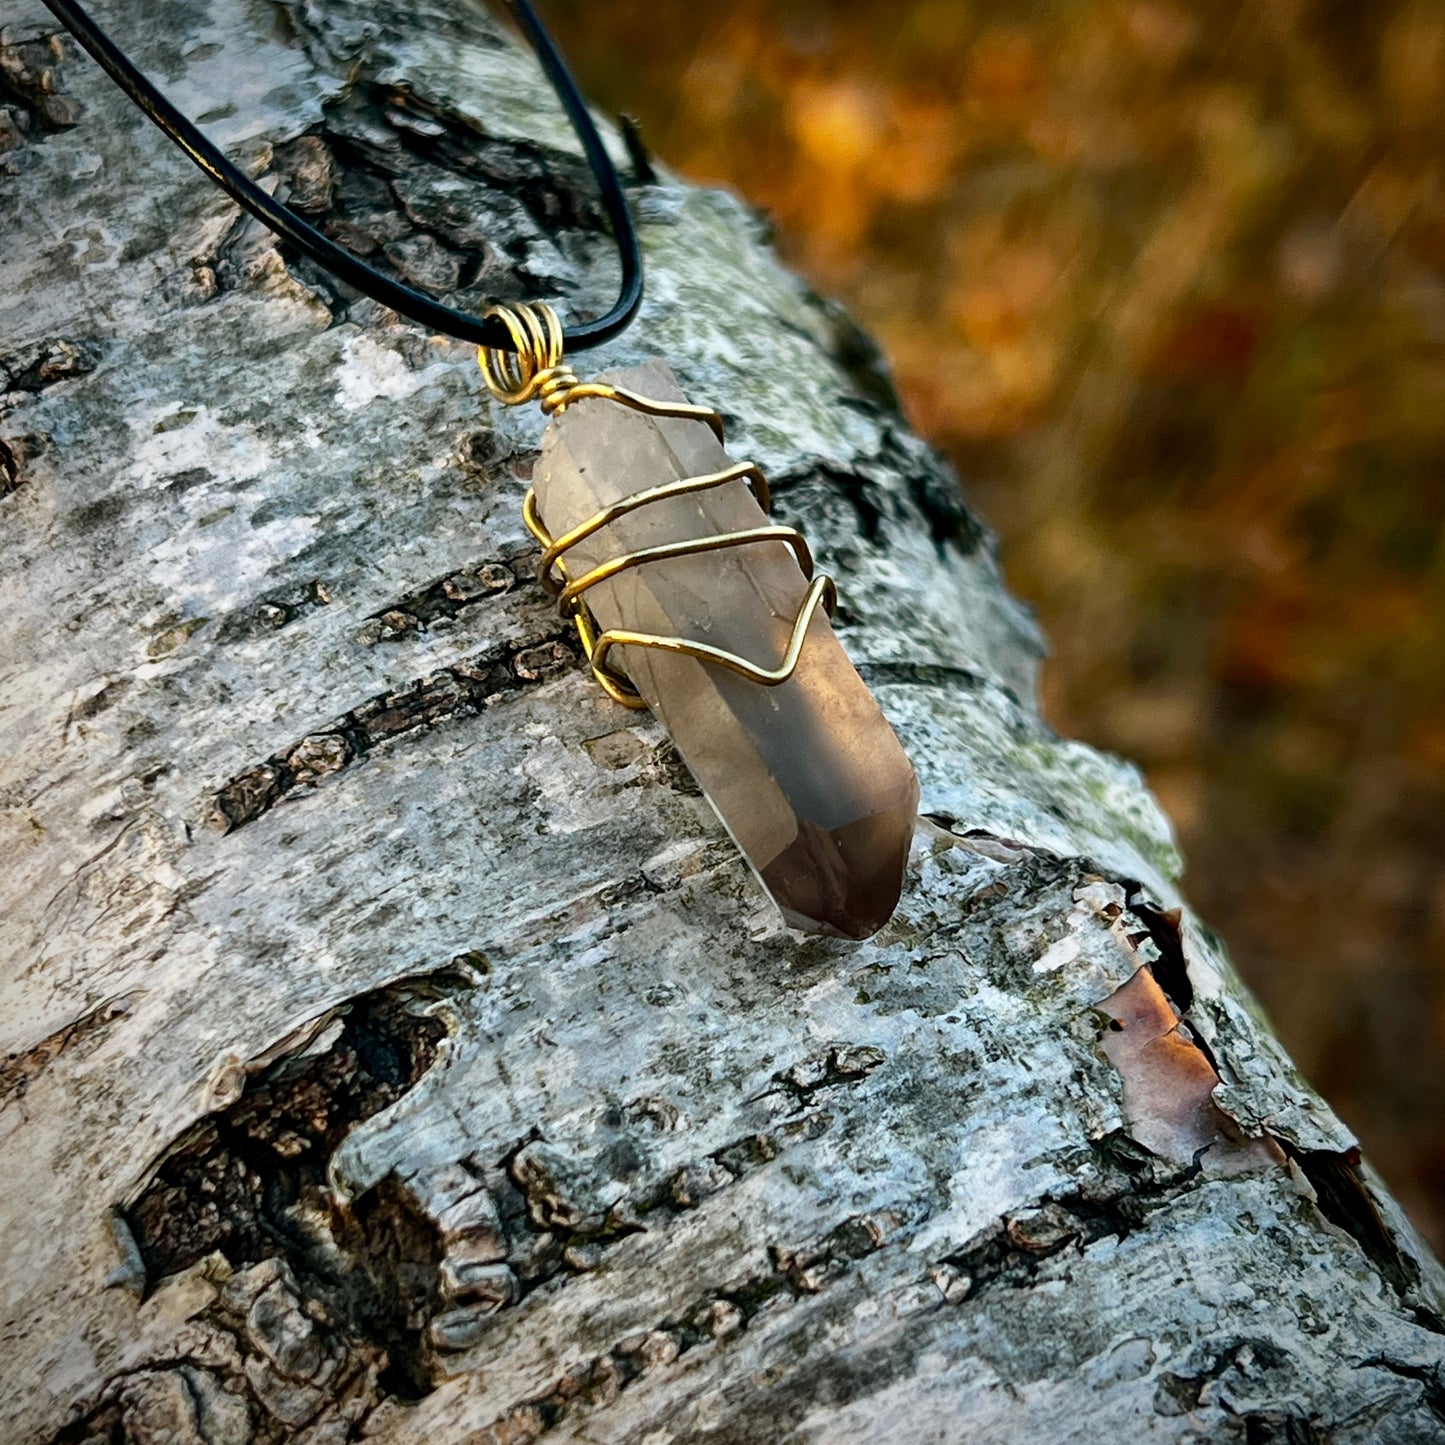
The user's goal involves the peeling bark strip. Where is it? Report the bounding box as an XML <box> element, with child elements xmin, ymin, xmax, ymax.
<box><xmin>1095</xmin><ymin>966</ymin><xmax>1284</xmax><ymax>1175</ymax></box>
<box><xmin>2</xmin><ymin>2</ymin><xmax>1444</xmax><ymax>1443</ymax></box>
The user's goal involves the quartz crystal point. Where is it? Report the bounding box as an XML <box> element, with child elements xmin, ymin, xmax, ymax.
<box><xmin>532</xmin><ymin>360</ymin><xmax>919</xmax><ymax>939</ymax></box>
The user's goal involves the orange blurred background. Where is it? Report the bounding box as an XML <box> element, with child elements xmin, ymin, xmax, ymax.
<box><xmin>538</xmin><ymin>0</ymin><xmax>1445</xmax><ymax>1248</ymax></box>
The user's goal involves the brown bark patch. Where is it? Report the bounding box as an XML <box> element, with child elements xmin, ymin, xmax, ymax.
<box><xmin>1097</xmin><ymin>966</ymin><xmax>1284</xmax><ymax>1175</ymax></box>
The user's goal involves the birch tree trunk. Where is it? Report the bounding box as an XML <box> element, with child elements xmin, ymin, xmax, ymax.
<box><xmin>2</xmin><ymin>2</ymin><xmax>1443</xmax><ymax>1442</ymax></box>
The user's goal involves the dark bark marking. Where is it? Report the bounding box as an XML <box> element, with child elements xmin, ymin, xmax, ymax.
<box><xmin>52</xmin><ymin>972</ymin><xmax>477</xmax><ymax>1442</ymax></box>
<box><xmin>767</xmin><ymin>1042</ymin><xmax>887</xmax><ymax>1108</ymax></box>
<box><xmin>0</xmin><ymin>336</ymin><xmax>97</xmax><ymax>396</ymax></box>
<box><xmin>0</xmin><ymin>435</ymin><xmax>24</xmax><ymax>497</ymax></box>
<box><xmin>767</xmin><ymin>291</ymin><xmax>985</xmax><ymax>566</ymax></box>
<box><xmin>930</xmin><ymin>1135</ymin><xmax>1204</xmax><ymax>1309</ymax></box>
<box><xmin>354</xmin><ymin>550</ymin><xmax>530</xmax><ymax>642</ymax></box>
<box><xmin>857</xmin><ymin>660</ymin><xmax>993</xmax><ymax>693</ymax></box>
<box><xmin>127</xmin><ymin>978</ymin><xmax>451</xmax><ymax>1286</ymax></box>
<box><xmin>815</xmin><ymin>464</ymin><xmax>884</xmax><ymax>544</ymax></box>
<box><xmin>1281</xmin><ymin>1141</ymin><xmax>1439</xmax><ymax>1322</ymax></box>
<box><xmin>208</xmin><ymin>627</ymin><xmax>578</xmax><ymax>831</ymax></box>
<box><xmin>236</xmin><ymin>73</ymin><xmax>612</xmax><ymax>325</ymax></box>
<box><xmin>466</xmin><ymin>1209</ymin><xmax>896</xmax><ymax>1444</ymax></box>
<box><xmin>0</xmin><ymin>26</ymin><xmax>83</xmax><ymax>167</ymax></box>
<box><xmin>810</xmin><ymin>295</ymin><xmax>904</xmax><ymax>417</ymax></box>
<box><xmin>0</xmin><ymin>995</ymin><xmax>134</xmax><ymax>1108</ymax></box>
<box><xmin>618</xmin><ymin>113</ymin><xmax>657</xmax><ymax>187</ymax></box>
<box><xmin>115</xmin><ymin>974</ymin><xmax>464</xmax><ymax>1422</ymax></box>
<box><xmin>215</xmin><ymin>577</ymin><xmax>334</xmax><ymax>641</ymax></box>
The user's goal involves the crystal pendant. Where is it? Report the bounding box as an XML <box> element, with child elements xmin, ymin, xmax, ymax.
<box><xmin>530</xmin><ymin>360</ymin><xmax>918</xmax><ymax>939</ymax></box>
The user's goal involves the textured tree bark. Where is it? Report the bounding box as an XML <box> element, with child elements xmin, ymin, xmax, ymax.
<box><xmin>1</xmin><ymin>3</ymin><xmax>1442</xmax><ymax>1443</ymax></box>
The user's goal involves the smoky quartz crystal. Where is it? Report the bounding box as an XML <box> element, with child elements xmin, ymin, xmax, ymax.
<box><xmin>532</xmin><ymin>361</ymin><xmax>918</xmax><ymax>938</ymax></box>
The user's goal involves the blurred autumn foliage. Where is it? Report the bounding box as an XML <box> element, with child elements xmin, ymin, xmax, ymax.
<box><xmin>539</xmin><ymin>0</ymin><xmax>1445</xmax><ymax>1247</ymax></box>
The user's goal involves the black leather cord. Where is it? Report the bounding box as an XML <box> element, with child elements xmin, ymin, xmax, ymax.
<box><xmin>37</xmin><ymin>0</ymin><xmax>644</xmax><ymax>352</ymax></box>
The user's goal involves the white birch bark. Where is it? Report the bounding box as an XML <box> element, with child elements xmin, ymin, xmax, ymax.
<box><xmin>1</xmin><ymin>2</ymin><xmax>1442</xmax><ymax>1442</ymax></box>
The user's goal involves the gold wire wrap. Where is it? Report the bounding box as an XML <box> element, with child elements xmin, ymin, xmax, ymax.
<box><xmin>479</xmin><ymin>303</ymin><xmax>838</xmax><ymax>708</ymax></box>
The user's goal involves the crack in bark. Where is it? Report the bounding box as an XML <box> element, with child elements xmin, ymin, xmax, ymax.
<box><xmin>353</xmin><ymin>549</ymin><xmax>531</xmax><ymax>641</ymax></box>
<box><xmin>465</xmin><ymin>1209</ymin><xmax>896</xmax><ymax>1444</ymax></box>
<box><xmin>1360</xmin><ymin>1355</ymin><xmax>1445</xmax><ymax>1427</ymax></box>
<box><xmin>938</xmin><ymin>855</ymin><xmax>1445</xmax><ymax>1351</ymax></box>
<box><xmin>0</xmin><ymin>336</ymin><xmax>96</xmax><ymax>401</ymax></box>
<box><xmin>47</xmin><ymin>971</ymin><xmax>475</xmax><ymax>1443</ymax></box>
<box><xmin>251</xmin><ymin>77</ymin><xmax>609</xmax><ymax>325</ymax></box>
<box><xmin>1093</xmin><ymin>963</ymin><xmax>1284</xmax><ymax>1174</ymax></box>
<box><xmin>1233</xmin><ymin>1413</ymin><xmax>1337</xmax><ymax>1444</ymax></box>
<box><xmin>0</xmin><ymin>994</ymin><xmax>135</xmax><ymax>1109</ymax></box>
<box><xmin>1280</xmin><ymin>1142</ymin><xmax>1439</xmax><ymax>1323</ymax></box>
<box><xmin>765</xmin><ymin>1041</ymin><xmax>888</xmax><ymax>1109</ymax></box>
<box><xmin>801</xmin><ymin>296</ymin><xmax>903</xmax><ymax>418</ymax></box>
<box><xmin>0</xmin><ymin>433</ymin><xmax>25</xmax><ymax>497</ymax></box>
<box><xmin>816</xmin><ymin>463</ymin><xmax>884</xmax><ymax>544</ymax></box>
<box><xmin>1153</xmin><ymin>1337</ymin><xmax>1314</xmax><ymax>1428</ymax></box>
<box><xmin>930</xmin><ymin>1135</ymin><xmax>1205</xmax><ymax>1306</ymax></box>
<box><xmin>0</xmin><ymin>26</ymin><xmax>83</xmax><ymax>166</ymax></box>
<box><xmin>1120</xmin><ymin>886</ymin><xmax>1195</xmax><ymax>1014</ymax></box>
<box><xmin>208</xmin><ymin>628</ymin><xmax>578</xmax><ymax>831</ymax></box>
<box><xmin>1104</xmin><ymin>882</ymin><xmax>1439</xmax><ymax>1326</ymax></box>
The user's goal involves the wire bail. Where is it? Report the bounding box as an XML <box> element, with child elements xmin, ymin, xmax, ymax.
<box><xmin>478</xmin><ymin>302</ymin><xmax>582</xmax><ymax>415</ymax></box>
<box><xmin>479</xmin><ymin>302</ymin><xmax>838</xmax><ymax>710</ymax></box>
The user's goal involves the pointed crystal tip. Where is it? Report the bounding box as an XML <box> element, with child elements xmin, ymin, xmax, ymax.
<box><xmin>533</xmin><ymin>360</ymin><xmax>919</xmax><ymax>939</ymax></box>
<box><xmin>763</xmin><ymin>793</ymin><xmax>920</xmax><ymax>940</ymax></box>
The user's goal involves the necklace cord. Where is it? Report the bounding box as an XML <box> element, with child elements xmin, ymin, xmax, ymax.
<box><xmin>37</xmin><ymin>0</ymin><xmax>644</xmax><ymax>352</ymax></box>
